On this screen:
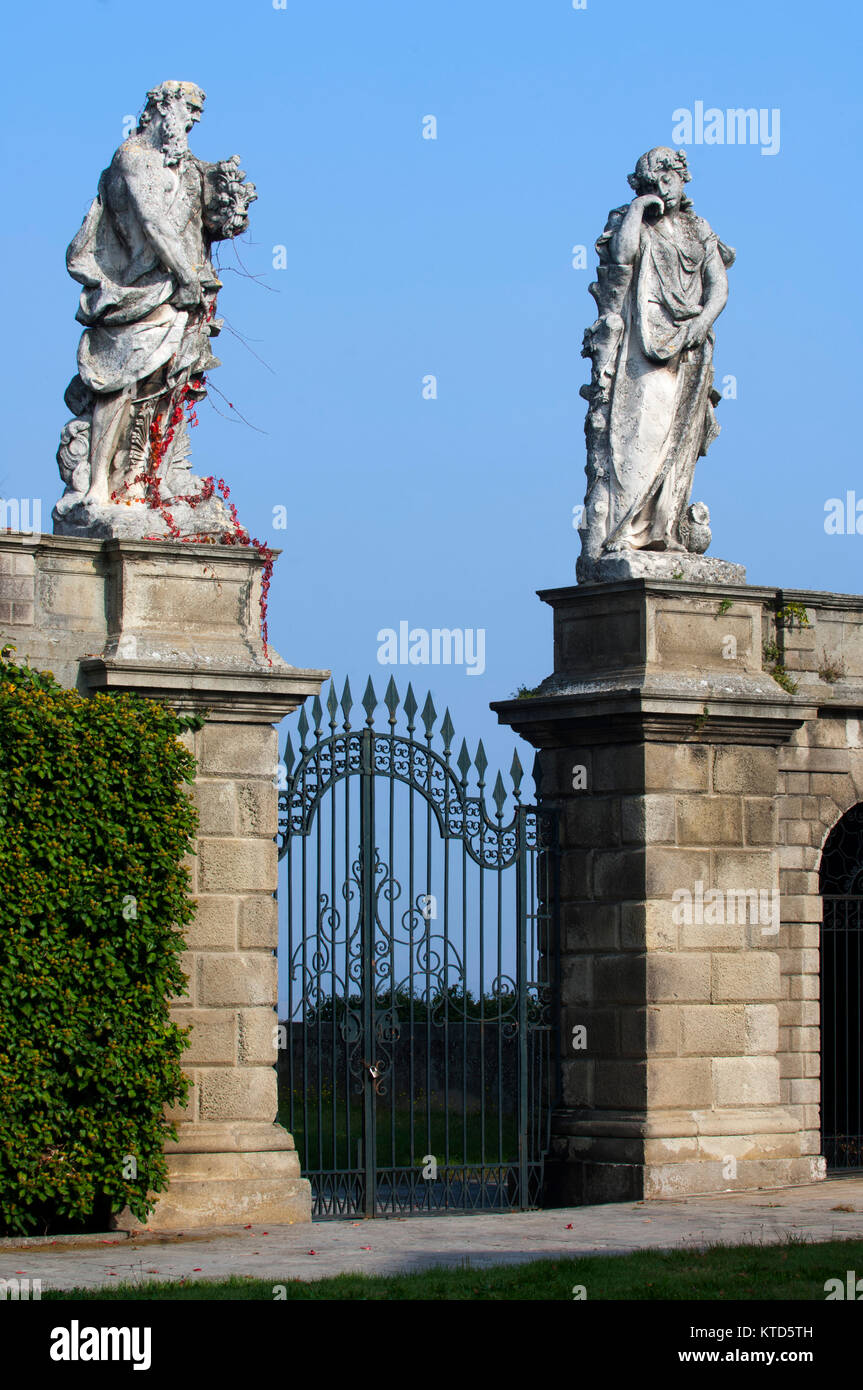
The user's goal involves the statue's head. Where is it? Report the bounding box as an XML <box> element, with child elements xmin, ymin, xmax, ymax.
<box><xmin>137</xmin><ymin>81</ymin><xmax>206</xmax><ymax>164</ymax></box>
<box><xmin>628</xmin><ymin>147</ymin><xmax>693</xmax><ymax>213</ymax></box>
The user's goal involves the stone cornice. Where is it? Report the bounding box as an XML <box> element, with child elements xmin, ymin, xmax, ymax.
<box><xmin>80</xmin><ymin>657</ymin><xmax>329</xmax><ymax>722</ymax></box>
<box><xmin>492</xmin><ymin>685</ymin><xmax>810</xmax><ymax>747</ymax></box>
<box><xmin>537</xmin><ymin>579</ymin><xmax>863</xmax><ymax>610</ymax></box>
<box><xmin>0</xmin><ymin>532</ymin><xmax>281</xmax><ymax>566</ymax></box>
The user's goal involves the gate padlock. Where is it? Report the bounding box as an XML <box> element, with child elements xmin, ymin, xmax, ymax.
<box><xmin>361</xmin><ymin>1058</ymin><xmax>384</xmax><ymax>1094</ymax></box>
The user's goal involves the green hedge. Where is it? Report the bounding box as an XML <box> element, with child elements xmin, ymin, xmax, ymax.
<box><xmin>0</xmin><ymin>645</ymin><xmax>200</xmax><ymax>1235</ymax></box>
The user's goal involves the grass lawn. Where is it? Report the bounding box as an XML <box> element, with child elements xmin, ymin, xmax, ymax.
<box><xmin>41</xmin><ymin>1237</ymin><xmax>863</xmax><ymax>1300</ymax></box>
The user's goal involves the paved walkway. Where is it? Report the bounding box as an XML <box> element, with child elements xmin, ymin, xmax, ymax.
<box><xmin>3</xmin><ymin>1178</ymin><xmax>862</xmax><ymax>1292</ymax></box>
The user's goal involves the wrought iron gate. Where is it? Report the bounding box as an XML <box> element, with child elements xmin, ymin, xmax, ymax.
<box><xmin>277</xmin><ymin>677</ymin><xmax>559</xmax><ymax>1218</ymax></box>
<box><xmin>820</xmin><ymin>803</ymin><xmax>863</xmax><ymax>1170</ymax></box>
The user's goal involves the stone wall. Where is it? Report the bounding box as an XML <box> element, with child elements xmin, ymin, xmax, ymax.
<box><xmin>772</xmin><ymin>595</ymin><xmax>863</xmax><ymax>1172</ymax></box>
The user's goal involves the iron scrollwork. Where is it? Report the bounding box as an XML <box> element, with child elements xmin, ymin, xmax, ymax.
<box><xmin>280</xmin><ymin>676</ymin><xmax>560</xmax><ymax>1216</ymax></box>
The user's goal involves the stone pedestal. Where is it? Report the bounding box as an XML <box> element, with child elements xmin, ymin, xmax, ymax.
<box><xmin>0</xmin><ymin>533</ymin><xmax>328</xmax><ymax>1228</ymax></box>
<box><xmin>577</xmin><ymin>552</ymin><xmax>746</xmax><ymax>587</ymax></box>
<box><xmin>492</xmin><ymin>577</ymin><xmax>852</xmax><ymax>1203</ymax></box>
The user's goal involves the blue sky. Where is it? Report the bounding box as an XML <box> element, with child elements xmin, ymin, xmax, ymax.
<box><xmin>3</xmin><ymin>0</ymin><xmax>862</xmax><ymax>785</ymax></box>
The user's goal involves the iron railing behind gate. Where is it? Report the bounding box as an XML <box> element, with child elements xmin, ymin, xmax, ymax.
<box><xmin>277</xmin><ymin>677</ymin><xmax>560</xmax><ymax>1218</ymax></box>
<box><xmin>820</xmin><ymin>801</ymin><xmax>863</xmax><ymax>1170</ymax></box>
<box><xmin>821</xmin><ymin>896</ymin><xmax>863</xmax><ymax>1170</ymax></box>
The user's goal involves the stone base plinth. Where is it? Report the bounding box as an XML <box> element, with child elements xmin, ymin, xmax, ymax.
<box><xmin>545</xmin><ymin>1155</ymin><xmax>824</xmax><ymax>1206</ymax></box>
<box><xmin>114</xmin><ymin>1125</ymin><xmax>311</xmax><ymax>1230</ymax></box>
<box><xmin>577</xmin><ymin>552</ymin><xmax>746</xmax><ymax>586</ymax></box>
<box><xmin>53</xmin><ymin>492</ymin><xmax>233</xmax><ymax>541</ymax></box>
<box><xmin>152</xmin><ymin>1158</ymin><xmax>310</xmax><ymax>1230</ymax></box>
<box><xmin>542</xmin><ymin>1106</ymin><xmax>825</xmax><ymax>1205</ymax></box>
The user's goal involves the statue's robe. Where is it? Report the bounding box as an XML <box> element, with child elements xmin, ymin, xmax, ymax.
<box><xmin>64</xmin><ymin>155</ymin><xmax>217</xmax><ymax>410</ymax></box>
<box><xmin>604</xmin><ymin>211</ymin><xmax>734</xmax><ymax>551</ymax></box>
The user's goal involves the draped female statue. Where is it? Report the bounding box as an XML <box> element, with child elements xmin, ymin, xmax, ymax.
<box><xmin>577</xmin><ymin>147</ymin><xmax>738</xmax><ymax>582</ymax></box>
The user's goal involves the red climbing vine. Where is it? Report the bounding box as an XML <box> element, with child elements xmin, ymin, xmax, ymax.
<box><xmin>110</xmin><ymin>377</ymin><xmax>275</xmax><ymax>664</ymax></box>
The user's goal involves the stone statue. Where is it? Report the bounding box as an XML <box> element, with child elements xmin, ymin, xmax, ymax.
<box><xmin>53</xmin><ymin>81</ymin><xmax>257</xmax><ymax>538</ymax></box>
<box><xmin>577</xmin><ymin>147</ymin><xmax>744</xmax><ymax>584</ymax></box>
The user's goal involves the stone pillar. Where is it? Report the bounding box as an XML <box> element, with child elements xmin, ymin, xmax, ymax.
<box><xmin>0</xmin><ymin>533</ymin><xmax>328</xmax><ymax>1228</ymax></box>
<box><xmin>493</xmin><ymin>578</ymin><xmax>827</xmax><ymax>1203</ymax></box>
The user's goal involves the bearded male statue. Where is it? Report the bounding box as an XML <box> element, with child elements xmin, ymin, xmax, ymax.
<box><xmin>577</xmin><ymin>147</ymin><xmax>744</xmax><ymax>584</ymax></box>
<box><xmin>53</xmin><ymin>81</ymin><xmax>257</xmax><ymax>537</ymax></box>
